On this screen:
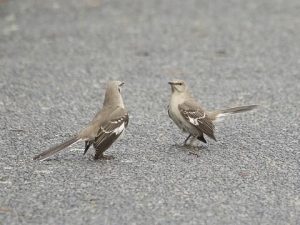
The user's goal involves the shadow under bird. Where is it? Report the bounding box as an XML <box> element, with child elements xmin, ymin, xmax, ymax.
<box><xmin>33</xmin><ymin>81</ymin><xmax>129</xmax><ymax>161</ymax></box>
<box><xmin>168</xmin><ymin>79</ymin><xmax>258</xmax><ymax>145</ymax></box>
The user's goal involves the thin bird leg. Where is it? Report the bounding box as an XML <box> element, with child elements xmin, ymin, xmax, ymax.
<box><xmin>83</xmin><ymin>141</ymin><xmax>92</xmax><ymax>155</ymax></box>
<box><xmin>188</xmin><ymin>137</ymin><xmax>200</xmax><ymax>156</ymax></box>
<box><xmin>184</xmin><ymin>134</ymin><xmax>192</xmax><ymax>145</ymax></box>
<box><xmin>189</xmin><ymin>136</ymin><xmax>197</xmax><ymax>146</ymax></box>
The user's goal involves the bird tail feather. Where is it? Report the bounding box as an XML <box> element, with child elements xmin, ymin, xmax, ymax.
<box><xmin>210</xmin><ymin>105</ymin><xmax>258</xmax><ymax>122</ymax></box>
<box><xmin>33</xmin><ymin>136</ymin><xmax>80</xmax><ymax>161</ymax></box>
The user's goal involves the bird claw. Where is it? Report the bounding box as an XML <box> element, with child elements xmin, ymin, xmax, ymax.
<box><xmin>188</xmin><ymin>151</ymin><xmax>200</xmax><ymax>157</ymax></box>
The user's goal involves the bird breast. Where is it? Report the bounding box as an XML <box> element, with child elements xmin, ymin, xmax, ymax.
<box><xmin>169</xmin><ymin>95</ymin><xmax>189</xmax><ymax>132</ymax></box>
<box><xmin>169</xmin><ymin>94</ymin><xmax>200</xmax><ymax>136</ymax></box>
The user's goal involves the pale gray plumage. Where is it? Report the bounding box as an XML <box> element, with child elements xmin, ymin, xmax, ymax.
<box><xmin>33</xmin><ymin>80</ymin><xmax>128</xmax><ymax>161</ymax></box>
<box><xmin>168</xmin><ymin>79</ymin><xmax>258</xmax><ymax>145</ymax></box>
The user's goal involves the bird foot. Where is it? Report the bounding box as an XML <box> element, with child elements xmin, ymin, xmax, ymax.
<box><xmin>94</xmin><ymin>155</ymin><xmax>115</xmax><ymax>160</ymax></box>
<box><xmin>188</xmin><ymin>151</ymin><xmax>200</xmax><ymax>157</ymax></box>
<box><xmin>183</xmin><ymin>142</ymin><xmax>191</xmax><ymax>146</ymax></box>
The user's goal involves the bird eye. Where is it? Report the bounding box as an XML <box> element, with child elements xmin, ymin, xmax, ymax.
<box><xmin>179</xmin><ymin>83</ymin><xmax>183</xmax><ymax>85</ymax></box>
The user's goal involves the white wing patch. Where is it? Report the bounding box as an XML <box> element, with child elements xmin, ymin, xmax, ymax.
<box><xmin>187</xmin><ymin>112</ymin><xmax>206</xmax><ymax>125</ymax></box>
<box><xmin>101</xmin><ymin>122</ymin><xmax>125</xmax><ymax>135</ymax></box>
<box><xmin>111</xmin><ymin>119</ymin><xmax>123</xmax><ymax>124</ymax></box>
<box><xmin>113</xmin><ymin>122</ymin><xmax>125</xmax><ymax>135</ymax></box>
<box><xmin>101</xmin><ymin>128</ymin><xmax>111</xmax><ymax>134</ymax></box>
<box><xmin>188</xmin><ymin>117</ymin><xmax>199</xmax><ymax>125</ymax></box>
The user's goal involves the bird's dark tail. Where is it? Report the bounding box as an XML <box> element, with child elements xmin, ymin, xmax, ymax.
<box><xmin>209</xmin><ymin>105</ymin><xmax>258</xmax><ymax>122</ymax></box>
<box><xmin>33</xmin><ymin>136</ymin><xmax>80</xmax><ymax>161</ymax></box>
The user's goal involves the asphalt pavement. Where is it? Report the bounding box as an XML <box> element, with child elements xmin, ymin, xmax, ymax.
<box><xmin>0</xmin><ymin>0</ymin><xmax>299</xmax><ymax>224</ymax></box>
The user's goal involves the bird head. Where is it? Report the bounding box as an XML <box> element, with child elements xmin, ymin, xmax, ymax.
<box><xmin>103</xmin><ymin>80</ymin><xmax>125</xmax><ymax>108</ymax></box>
<box><xmin>108</xmin><ymin>80</ymin><xmax>125</xmax><ymax>93</ymax></box>
<box><xmin>168</xmin><ymin>79</ymin><xmax>187</xmax><ymax>93</ymax></box>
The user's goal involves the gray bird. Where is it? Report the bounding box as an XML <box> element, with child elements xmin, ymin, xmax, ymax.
<box><xmin>33</xmin><ymin>80</ymin><xmax>129</xmax><ymax>161</ymax></box>
<box><xmin>168</xmin><ymin>79</ymin><xmax>257</xmax><ymax>145</ymax></box>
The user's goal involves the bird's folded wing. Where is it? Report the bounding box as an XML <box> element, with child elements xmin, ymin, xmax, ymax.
<box><xmin>179</xmin><ymin>101</ymin><xmax>216</xmax><ymax>140</ymax></box>
<box><xmin>94</xmin><ymin>109</ymin><xmax>129</xmax><ymax>148</ymax></box>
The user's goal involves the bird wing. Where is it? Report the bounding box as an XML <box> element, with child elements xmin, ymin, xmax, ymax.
<box><xmin>178</xmin><ymin>100</ymin><xmax>216</xmax><ymax>140</ymax></box>
<box><xmin>93</xmin><ymin>107</ymin><xmax>129</xmax><ymax>149</ymax></box>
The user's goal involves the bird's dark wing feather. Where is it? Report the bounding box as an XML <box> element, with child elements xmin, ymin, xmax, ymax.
<box><xmin>179</xmin><ymin>101</ymin><xmax>216</xmax><ymax>140</ymax></box>
<box><xmin>93</xmin><ymin>113</ymin><xmax>129</xmax><ymax>150</ymax></box>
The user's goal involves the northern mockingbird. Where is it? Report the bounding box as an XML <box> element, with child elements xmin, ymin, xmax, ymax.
<box><xmin>168</xmin><ymin>79</ymin><xmax>257</xmax><ymax>145</ymax></box>
<box><xmin>33</xmin><ymin>80</ymin><xmax>129</xmax><ymax>161</ymax></box>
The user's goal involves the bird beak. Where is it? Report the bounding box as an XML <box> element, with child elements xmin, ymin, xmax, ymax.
<box><xmin>120</xmin><ymin>82</ymin><xmax>125</xmax><ymax>86</ymax></box>
<box><xmin>168</xmin><ymin>82</ymin><xmax>176</xmax><ymax>92</ymax></box>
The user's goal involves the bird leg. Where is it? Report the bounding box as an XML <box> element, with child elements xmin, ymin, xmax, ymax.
<box><xmin>187</xmin><ymin>138</ymin><xmax>201</xmax><ymax>156</ymax></box>
<box><xmin>184</xmin><ymin>134</ymin><xmax>192</xmax><ymax>145</ymax></box>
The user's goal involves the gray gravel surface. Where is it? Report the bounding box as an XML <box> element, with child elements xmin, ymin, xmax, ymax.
<box><xmin>0</xmin><ymin>0</ymin><xmax>299</xmax><ymax>224</ymax></box>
